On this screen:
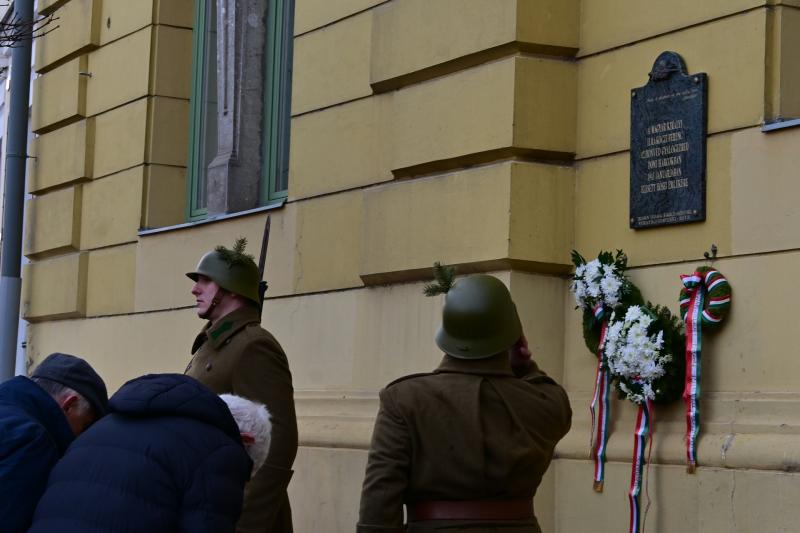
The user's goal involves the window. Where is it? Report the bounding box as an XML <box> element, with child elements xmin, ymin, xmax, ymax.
<box><xmin>186</xmin><ymin>0</ymin><xmax>216</xmax><ymax>220</ymax></box>
<box><xmin>187</xmin><ymin>0</ymin><xmax>294</xmax><ymax>221</ymax></box>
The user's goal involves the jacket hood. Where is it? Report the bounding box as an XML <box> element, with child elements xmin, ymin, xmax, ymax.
<box><xmin>109</xmin><ymin>374</ymin><xmax>242</xmax><ymax>443</ymax></box>
<box><xmin>0</xmin><ymin>376</ymin><xmax>74</xmax><ymax>454</ymax></box>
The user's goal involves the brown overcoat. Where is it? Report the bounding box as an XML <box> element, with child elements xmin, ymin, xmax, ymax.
<box><xmin>186</xmin><ymin>305</ymin><xmax>298</xmax><ymax>533</ymax></box>
<box><xmin>358</xmin><ymin>353</ymin><xmax>572</xmax><ymax>533</ymax></box>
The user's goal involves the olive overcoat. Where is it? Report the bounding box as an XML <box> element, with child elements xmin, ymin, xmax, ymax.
<box><xmin>358</xmin><ymin>353</ymin><xmax>572</xmax><ymax>533</ymax></box>
<box><xmin>186</xmin><ymin>305</ymin><xmax>298</xmax><ymax>533</ymax></box>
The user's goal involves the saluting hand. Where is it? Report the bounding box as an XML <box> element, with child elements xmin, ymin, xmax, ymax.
<box><xmin>509</xmin><ymin>335</ymin><xmax>532</xmax><ymax>376</ymax></box>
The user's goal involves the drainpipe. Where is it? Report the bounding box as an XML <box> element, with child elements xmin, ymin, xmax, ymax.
<box><xmin>0</xmin><ymin>0</ymin><xmax>34</xmax><ymax>382</ymax></box>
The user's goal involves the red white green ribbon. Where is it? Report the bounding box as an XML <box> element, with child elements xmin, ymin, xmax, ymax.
<box><xmin>679</xmin><ymin>268</ymin><xmax>731</xmax><ymax>472</ymax></box>
<box><xmin>628</xmin><ymin>399</ymin><xmax>653</xmax><ymax>533</ymax></box>
<box><xmin>589</xmin><ymin>304</ymin><xmax>611</xmax><ymax>492</ymax></box>
<box><xmin>681</xmin><ymin>273</ymin><xmax>703</xmax><ymax>472</ymax></box>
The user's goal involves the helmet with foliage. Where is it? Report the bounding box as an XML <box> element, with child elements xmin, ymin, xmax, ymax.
<box><xmin>186</xmin><ymin>238</ymin><xmax>260</xmax><ymax>305</ymax></box>
<box><xmin>426</xmin><ymin>265</ymin><xmax>522</xmax><ymax>359</ymax></box>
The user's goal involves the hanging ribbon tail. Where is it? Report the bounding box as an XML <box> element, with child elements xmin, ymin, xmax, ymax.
<box><xmin>590</xmin><ymin>361</ymin><xmax>601</xmax><ymax>459</ymax></box>
<box><xmin>590</xmin><ymin>315</ymin><xmax>610</xmax><ymax>492</ymax></box>
<box><xmin>628</xmin><ymin>401</ymin><xmax>652</xmax><ymax>533</ymax></box>
<box><xmin>682</xmin><ymin>274</ymin><xmax>704</xmax><ymax>473</ymax></box>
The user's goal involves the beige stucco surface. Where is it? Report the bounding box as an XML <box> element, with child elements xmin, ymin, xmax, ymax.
<box><xmin>34</xmin><ymin>0</ymin><xmax>100</xmax><ymax>72</ymax></box>
<box><xmin>85</xmin><ymin>27</ymin><xmax>151</xmax><ymax>117</ymax></box>
<box><xmin>92</xmin><ymin>99</ymin><xmax>148</xmax><ymax>179</ymax></box>
<box><xmin>24</xmin><ymin>186</ymin><xmax>81</xmax><ymax>257</ymax></box>
<box><xmin>577</xmin><ymin>10</ymin><xmax>766</xmax><ymax>158</ymax></box>
<box><xmin>80</xmin><ymin>166</ymin><xmax>143</xmax><ymax>250</ymax></box>
<box><xmin>579</xmin><ymin>0</ymin><xmax>763</xmax><ymax>55</ymax></box>
<box><xmin>371</xmin><ymin>0</ymin><xmax>519</xmax><ymax>85</ymax></box>
<box><xmin>31</xmin><ymin>56</ymin><xmax>86</xmax><ymax>133</ymax></box>
<box><xmin>294</xmin><ymin>0</ymin><xmax>384</xmax><ymax>36</ymax></box>
<box><xmin>291</xmin><ymin>9</ymin><xmax>372</xmax><ymax>115</ymax></box>
<box><xmin>30</xmin><ymin>119</ymin><xmax>92</xmax><ymax>193</ymax></box>
<box><xmin>556</xmin><ymin>459</ymin><xmax>800</xmax><ymax>532</ymax></box>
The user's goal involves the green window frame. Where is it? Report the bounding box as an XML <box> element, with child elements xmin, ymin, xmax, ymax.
<box><xmin>186</xmin><ymin>0</ymin><xmax>215</xmax><ymax>221</ymax></box>
<box><xmin>262</xmin><ymin>0</ymin><xmax>294</xmax><ymax>204</ymax></box>
<box><xmin>186</xmin><ymin>0</ymin><xmax>294</xmax><ymax>221</ymax></box>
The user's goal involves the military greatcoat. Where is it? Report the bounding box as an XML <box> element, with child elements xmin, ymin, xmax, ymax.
<box><xmin>186</xmin><ymin>305</ymin><xmax>298</xmax><ymax>533</ymax></box>
<box><xmin>358</xmin><ymin>353</ymin><xmax>572</xmax><ymax>533</ymax></box>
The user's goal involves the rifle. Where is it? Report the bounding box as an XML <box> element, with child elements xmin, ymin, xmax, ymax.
<box><xmin>257</xmin><ymin>215</ymin><xmax>271</xmax><ymax>316</ymax></box>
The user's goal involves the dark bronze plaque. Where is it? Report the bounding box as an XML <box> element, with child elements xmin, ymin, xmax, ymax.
<box><xmin>630</xmin><ymin>52</ymin><xmax>707</xmax><ymax>229</ymax></box>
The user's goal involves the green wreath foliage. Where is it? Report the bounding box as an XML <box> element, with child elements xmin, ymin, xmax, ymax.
<box><xmin>679</xmin><ymin>265</ymin><xmax>732</xmax><ymax>329</ymax></box>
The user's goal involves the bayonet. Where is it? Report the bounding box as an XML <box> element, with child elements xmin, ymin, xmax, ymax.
<box><xmin>257</xmin><ymin>215</ymin><xmax>271</xmax><ymax>314</ymax></box>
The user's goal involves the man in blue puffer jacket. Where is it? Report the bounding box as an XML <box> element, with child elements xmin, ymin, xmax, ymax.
<box><xmin>28</xmin><ymin>373</ymin><xmax>261</xmax><ymax>533</ymax></box>
<box><xmin>0</xmin><ymin>353</ymin><xmax>108</xmax><ymax>533</ymax></box>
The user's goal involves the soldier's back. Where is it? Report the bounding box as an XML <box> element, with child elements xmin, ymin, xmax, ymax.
<box><xmin>383</xmin><ymin>356</ymin><xmax>570</xmax><ymax>504</ymax></box>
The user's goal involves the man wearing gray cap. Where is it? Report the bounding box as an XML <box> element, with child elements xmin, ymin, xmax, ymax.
<box><xmin>0</xmin><ymin>352</ymin><xmax>108</xmax><ymax>533</ymax></box>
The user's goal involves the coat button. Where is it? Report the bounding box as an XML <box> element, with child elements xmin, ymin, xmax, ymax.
<box><xmin>223</xmin><ymin>338</ymin><xmax>231</xmax><ymax>345</ymax></box>
<box><xmin>205</xmin><ymin>363</ymin><xmax>213</xmax><ymax>372</ymax></box>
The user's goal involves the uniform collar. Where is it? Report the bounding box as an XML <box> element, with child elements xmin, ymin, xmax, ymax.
<box><xmin>433</xmin><ymin>352</ymin><xmax>516</xmax><ymax>377</ymax></box>
<box><xmin>203</xmin><ymin>305</ymin><xmax>261</xmax><ymax>349</ymax></box>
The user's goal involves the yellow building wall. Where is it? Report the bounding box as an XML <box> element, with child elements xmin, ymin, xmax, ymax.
<box><xmin>24</xmin><ymin>0</ymin><xmax>800</xmax><ymax>532</ymax></box>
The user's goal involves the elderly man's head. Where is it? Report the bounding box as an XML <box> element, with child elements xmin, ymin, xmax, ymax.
<box><xmin>220</xmin><ymin>394</ymin><xmax>272</xmax><ymax>474</ymax></box>
<box><xmin>31</xmin><ymin>353</ymin><xmax>108</xmax><ymax>435</ymax></box>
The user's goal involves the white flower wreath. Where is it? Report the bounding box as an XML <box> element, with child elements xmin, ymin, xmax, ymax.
<box><xmin>571</xmin><ymin>259</ymin><xmax>625</xmax><ymax>310</ymax></box>
<box><xmin>603</xmin><ymin>305</ymin><xmax>670</xmax><ymax>404</ymax></box>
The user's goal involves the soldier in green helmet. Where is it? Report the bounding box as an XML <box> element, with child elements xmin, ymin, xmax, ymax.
<box><xmin>185</xmin><ymin>239</ymin><xmax>297</xmax><ymax>533</ymax></box>
<box><xmin>358</xmin><ymin>272</ymin><xmax>572</xmax><ymax>533</ymax></box>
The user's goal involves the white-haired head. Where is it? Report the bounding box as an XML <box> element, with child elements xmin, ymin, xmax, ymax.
<box><xmin>220</xmin><ymin>394</ymin><xmax>272</xmax><ymax>474</ymax></box>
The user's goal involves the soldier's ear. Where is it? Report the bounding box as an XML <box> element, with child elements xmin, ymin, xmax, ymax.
<box><xmin>240</xmin><ymin>432</ymin><xmax>255</xmax><ymax>444</ymax></box>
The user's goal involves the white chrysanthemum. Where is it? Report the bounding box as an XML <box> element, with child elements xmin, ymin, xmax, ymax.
<box><xmin>619</xmin><ymin>382</ymin><xmax>645</xmax><ymax>404</ymax></box>
<box><xmin>624</xmin><ymin>305</ymin><xmax>643</xmax><ymax>323</ymax></box>
<box><xmin>570</xmin><ymin>256</ymin><xmax>626</xmax><ymax>311</ymax></box>
<box><xmin>641</xmin><ymin>383</ymin><xmax>655</xmax><ymax>401</ymax></box>
<box><xmin>585</xmin><ymin>260</ymin><xmax>601</xmax><ymax>281</ymax></box>
<box><xmin>605</xmin><ymin>315</ymin><xmax>623</xmax><ymax>340</ymax></box>
<box><xmin>604</xmin><ymin>293</ymin><xmax>620</xmax><ymax>308</ymax></box>
<box><xmin>587</xmin><ymin>283</ymin><xmax>601</xmax><ymax>299</ymax></box>
<box><xmin>600</xmin><ymin>274</ymin><xmax>622</xmax><ymax>306</ymax></box>
<box><xmin>571</xmin><ymin>279</ymin><xmax>587</xmax><ymax>307</ymax></box>
<box><xmin>603</xmin><ymin>306</ymin><xmax>669</xmax><ymax>405</ymax></box>
<box><xmin>653</xmin><ymin>330</ymin><xmax>665</xmax><ymax>350</ymax></box>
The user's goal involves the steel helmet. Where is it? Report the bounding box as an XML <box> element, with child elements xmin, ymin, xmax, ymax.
<box><xmin>435</xmin><ymin>275</ymin><xmax>522</xmax><ymax>359</ymax></box>
<box><xmin>186</xmin><ymin>243</ymin><xmax>260</xmax><ymax>305</ymax></box>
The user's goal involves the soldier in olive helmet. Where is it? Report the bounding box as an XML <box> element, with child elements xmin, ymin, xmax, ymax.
<box><xmin>185</xmin><ymin>239</ymin><xmax>298</xmax><ymax>533</ymax></box>
<box><xmin>358</xmin><ymin>273</ymin><xmax>572</xmax><ymax>533</ymax></box>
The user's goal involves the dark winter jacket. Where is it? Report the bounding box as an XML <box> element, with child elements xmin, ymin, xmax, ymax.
<box><xmin>28</xmin><ymin>373</ymin><xmax>252</xmax><ymax>533</ymax></box>
<box><xmin>0</xmin><ymin>376</ymin><xmax>75</xmax><ymax>533</ymax></box>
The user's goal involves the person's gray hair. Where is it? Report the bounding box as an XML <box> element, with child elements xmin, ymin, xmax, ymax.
<box><xmin>31</xmin><ymin>376</ymin><xmax>93</xmax><ymax>417</ymax></box>
<box><xmin>220</xmin><ymin>394</ymin><xmax>272</xmax><ymax>474</ymax></box>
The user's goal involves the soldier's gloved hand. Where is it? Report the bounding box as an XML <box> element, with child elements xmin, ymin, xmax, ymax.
<box><xmin>508</xmin><ymin>335</ymin><xmax>532</xmax><ymax>376</ymax></box>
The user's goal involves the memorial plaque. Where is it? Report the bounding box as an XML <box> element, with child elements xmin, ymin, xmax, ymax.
<box><xmin>630</xmin><ymin>51</ymin><xmax>707</xmax><ymax>229</ymax></box>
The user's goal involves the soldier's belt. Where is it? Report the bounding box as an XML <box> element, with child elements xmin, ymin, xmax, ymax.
<box><xmin>407</xmin><ymin>499</ymin><xmax>533</xmax><ymax>521</ymax></box>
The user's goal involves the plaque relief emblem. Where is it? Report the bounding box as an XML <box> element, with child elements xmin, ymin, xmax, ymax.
<box><xmin>630</xmin><ymin>52</ymin><xmax>707</xmax><ymax>229</ymax></box>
